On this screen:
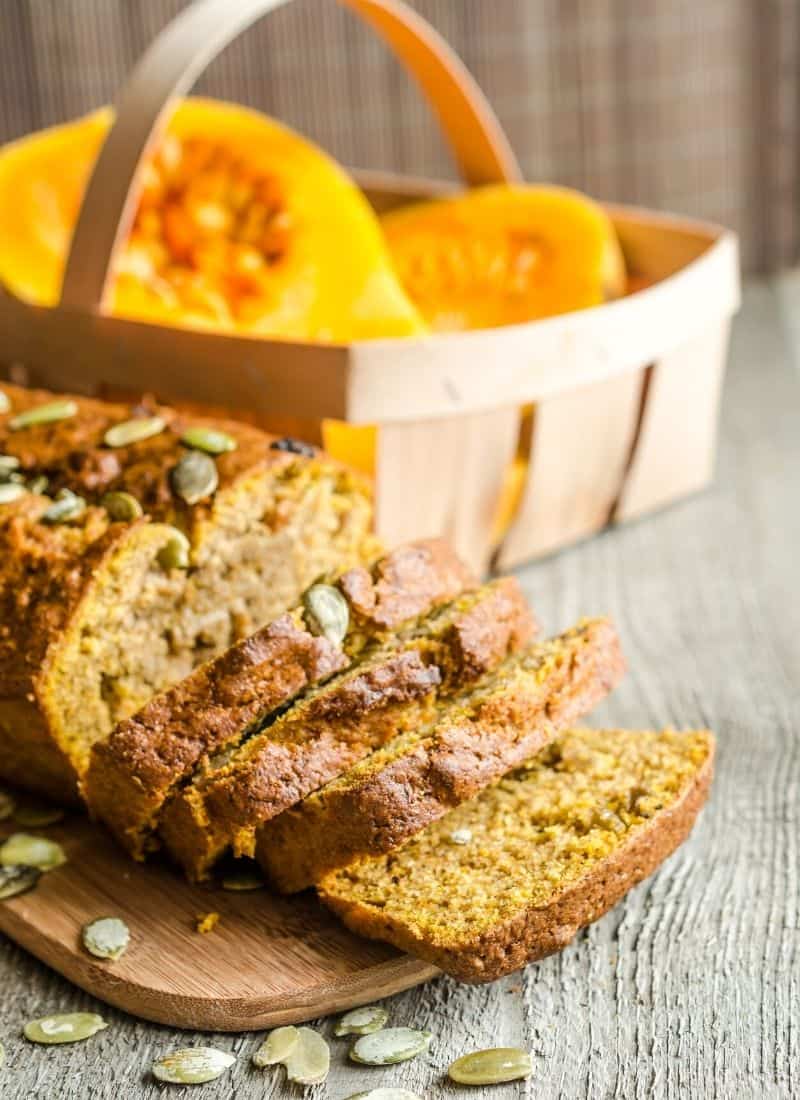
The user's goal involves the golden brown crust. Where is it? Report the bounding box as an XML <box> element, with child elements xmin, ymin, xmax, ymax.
<box><xmin>259</xmin><ymin>618</ymin><xmax>624</xmax><ymax>893</ymax></box>
<box><xmin>320</xmin><ymin>739</ymin><xmax>715</xmax><ymax>982</ymax></box>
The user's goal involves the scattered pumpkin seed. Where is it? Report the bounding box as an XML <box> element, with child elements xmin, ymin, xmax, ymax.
<box><xmin>103</xmin><ymin>415</ymin><xmax>166</xmax><ymax>448</ymax></box>
<box><xmin>221</xmin><ymin>866</ymin><xmax>265</xmax><ymax>892</ymax></box>
<box><xmin>13</xmin><ymin>801</ymin><xmax>64</xmax><ymax>827</ymax></box>
<box><xmin>303</xmin><ymin>583</ymin><xmax>349</xmax><ymax>646</ymax></box>
<box><xmin>0</xmin><ymin>864</ymin><xmax>41</xmax><ymax>899</ymax></box>
<box><xmin>284</xmin><ymin>1027</ymin><xmax>330</xmax><ymax>1084</ymax></box>
<box><xmin>0</xmin><ymin>789</ymin><xmax>14</xmax><ymax>821</ymax></box>
<box><xmin>0</xmin><ymin>833</ymin><xmax>66</xmax><ymax>871</ymax></box>
<box><xmin>82</xmin><ymin>916</ymin><xmax>130</xmax><ymax>961</ymax></box>
<box><xmin>350</xmin><ymin>1028</ymin><xmax>432</xmax><ymax>1066</ymax></box>
<box><xmin>449</xmin><ymin>827</ymin><xmax>473</xmax><ymax>846</ymax></box>
<box><xmin>100</xmin><ymin>491</ymin><xmax>143</xmax><ymax>522</ymax></box>
<box><xmin>0</xmin><ymin>454</ymin><xmax>20</xmax><ymax>473</ymax></box>
<box><xmin>27</xmin><ymin>475</ymin><xmax>49</xmax><ymax>495</ymax></box>
<box><xmin>0</xmin><ymin>483</ymin><xmax>27</xmax><ymax>504</ymax></box>
<box><xmin>41</xmin><ymin>489</ymin><xmax>86</xmax><ymax>525</ymax></box>
<box><xmin>335</xmin><ymin>1005</ymin><xmax>389</xmax><ymax>1036</ymax></box>
<box><xmin>157</xmin><ymin>529</ymin><xmax>191</xmax><ymax>571</ymax></box>
<box><xmin>252</xmin><ymin>1025</ymin><xmax>300</xmax><ymax>1067</ymax></box>
<box><xmin>24</xmin><ymin>1013</ymin><xmax>108</xmax><ymax>1045</ymax></box>
<box><xmin>447</xmin><ymin>1047</ymin><xmax>533</xmax><ymax>1085</ymax></box>
<box><xmin>9</xmin><ymin>400</ymin><xmax>77</xmax><ymax>430</ymax></box>
<box><xmin>345</xmin><ymin>1090</ymin><xmax>424</xmax><ymax>1100</ymax></box>
<box><xmin>0</xmin><ymin>389</ymin><xmax>9</xmax><ymax>413</ymax></box>
<box><xmin>170</xmin><ymin>450</ymin><xmax>218</xmax><ymax>504</ymax></box>
<box><xmin>180</xmin><ymin>426</ymin><xmax>237</xmax><ymax>455</ymax></box>
<box><xmin>270</xmin><ymin>436</ymin><xmax>316</xmax><ymax>457</ymax></box>
<box><xmin>152</xmin><ymin>1046</ymin><xmax>235</xmax><ymax>1084</ymax></box>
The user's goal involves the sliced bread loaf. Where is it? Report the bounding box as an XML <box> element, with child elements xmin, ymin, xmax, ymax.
<box><xmin>0</xmin><ymin>383</ymin><xmax>373</xmax><ymax>802</ymax></box>
<box><xmin>319</xmin><ymin>727</ymin><xmax>714</xmax><ymax>982</ymax></box>
<box><xmin>158</xmin><ymin>578</ymin><xmax>535</xmax><ymax>880</ymax></box>
<box><xmin>258</xmin><ymin>619</ymin><xmax>624</xmax><ymax>892</ymax></box>
<box><xmin>84</xmin><ymin>539</ymin><xmax>474</xmax><ymax>858</ymax></box>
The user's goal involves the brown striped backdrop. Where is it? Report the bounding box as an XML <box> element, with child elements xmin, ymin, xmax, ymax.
<box><xmin>0</xmin><ymin>0</ymin><xmax>792</xmax><ymax>272</ymax></box>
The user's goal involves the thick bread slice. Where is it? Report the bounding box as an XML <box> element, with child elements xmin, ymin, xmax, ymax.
<box><xmin>0</xmin><ymin>383</ymin><xmax>373</xmax><ymax>803</ymax></box>
<box><xmin>85</xmin><ymin>539</ymin><xmax>474</xmax><ymax>858</ymax></box>
<box><xmin>258</xmin><ymin>618</ymin><xmax>624</xmax><ymax>892</ymax></box>
<box><xmin>319</xmin><ymin>727</ymin><xmax>714</xmax><ymax>982</ymax></box>
<box><xmin>158</xmin><ymin>578</ymin><xmax>535</xmax><ymax>880</ymax></box>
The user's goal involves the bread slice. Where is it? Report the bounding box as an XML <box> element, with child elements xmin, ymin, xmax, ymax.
<box><xmin>158</xmin><ymin>578</ymin><xmax>535</xmax><ymax>880</ymax></box>
<box><xmin>84</xmin><ymin>539</ymin><xmax>474</xmax><ymax>858</ymax></box>
<box><xmin>258</xmin><ymin>619</ymin><xmax>625</xmax><ymax>892</ymax></box>
<box><xmin>319</xmin><ymin>727</ymin><xmax>714</xmax><ymax>982</ymax></box>
<box><xmin>0</xmin><ymin>383</ymin><xmax>373</xmax><ymax>803</ymax></box>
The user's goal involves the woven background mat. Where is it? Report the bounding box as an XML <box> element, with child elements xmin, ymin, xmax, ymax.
<box><xmin>0</xmin><ymin>0</ymin><xmax>795</xmax><ymax>273</ymax></box>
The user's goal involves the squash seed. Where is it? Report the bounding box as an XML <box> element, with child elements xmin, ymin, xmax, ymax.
<box><xmin>334</xmin><ymin>1005</ymin><xmax>388</xmax><ymax>1036</ymax></box>
<box><xmin>0</xmin><ymin>833</ymin><xmax>66</xmax><ymax>871</ymax></box>
<box><xmin>24</xmin><ymin>1013</ymin><xmax>108</xmax><ymax>1045</ymax></box>
<box><xmin>0</xmin><ymin>864</ymin><xmax>41</xmax><ymax>899</ymax></box>
<box><xmin>27</xmin><ymin>475</ymin><xmax>49</xmax><ymax>495</ymax></box>
<box><xmin>0</xmin><ymin>389</ymin><xmax>9</xmax><ymax>413</ymax></box>
<box><xmin>103</xmin><ymin>415</ymin><xmax>166</xmax><ymax>448</ymax></box>
<box><xmin>0</xmin><ymin>454</ymin><xmax>20</xmax><ymax>473</ymax></box>
<box><xmin>284</xmin><ymin>1027</ymin><xmax>330</xmax><ymax>1084</ymax></box>
<box><xmin>252</xmin><ymin>1025</ymin><xmax>300</xmax><ymax>1067</ymax></box>
<box><xmin>0</xmin><ymin>789</ymin><xmax>14</xmax><ymax>821</ymax></box>
<box><xmin>152</xmin><ymin>1046</ymin><xmax>235</xmax><ymax>1084</ymax></box>
<box><xmin>100</xmin><ymin>490</ymin><xmax>143</xmax><ymax>522</ymax></box>
<box><xmin>447</xmin><ymin>1047</ymin><xmax>533</xmax><ymax>1085</ymax></box>
<box><xmin>350</xmin><ymin>1027</ymin><xmax>432</xmax><ymax>1066</ymax></box>
<box><xmin>13</xmin><ymin>801</ymin><xmax>64</xmax><ymax>827</ymax></box>
<box><xmin>170</xmin><ymin>450</ymin><xmax>218</xmax><ymax>504</ymax></box>
<box><xmin>345</xmin><ymin>1090</ymin><xmax>424</xmax><ymax>1100</ymax></box>
<box><xmin>82</xmin><ymin>916</ymin><xmax>130</xmax><ymax>961</ymax></box>
<box><xmin>41</xmin><ymin>489</ymin><xmax>86</xmax><ymax>525</ymax></box>
<box><xmin>449</xmin><ymin>827</ymin><xmax>473</xmax><ymax>846</ymax></box>
<box><xmin>0</xmin><ymin>483</ymin><xmax>27</xmax><ymax>504</ymax></box>
<box><xmin>221</xmin><ymin>866</ymin><xmax>265</xmax><ymax>891</ymax></box>
<box><xmin>157</xmin><ymin>529</ymin><xmax>191</xmax><ymax>570</ymax></box>
<box><xmin>180</xmin><ymin>426</ymin><xmax>237</xmax><ymax>455</ymax></box>
<box><xmin>303</xmin><ymin>583</ymin><xmax>349</xmax><ymax>646</ymax></box>
<box><xmin>9</xmin><ymin>400</ymin><xmax>77</xmax><ymax>430</ymax></box>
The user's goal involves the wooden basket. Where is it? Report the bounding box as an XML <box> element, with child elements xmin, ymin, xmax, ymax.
<box><xmin>0</xmin><ymin>0</ymin><xmax>740</xmax><ymax>574</ymax></box>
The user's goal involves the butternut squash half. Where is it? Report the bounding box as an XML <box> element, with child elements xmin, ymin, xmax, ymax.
<box><xmin>0</xmin><ymin>98</ymin><xmax>425</xmax><ymax>341</ymax></box>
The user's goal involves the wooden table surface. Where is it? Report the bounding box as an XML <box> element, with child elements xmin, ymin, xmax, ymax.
<box><xmin>1</xmin><ymin>280</ymin><xmax>797</xmax><ymax>1098</ymax></box>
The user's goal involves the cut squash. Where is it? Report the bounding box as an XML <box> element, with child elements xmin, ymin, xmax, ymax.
<box><xmin>381</xmin><ymin>184</ymin><xmax>625</xmax><ymax>332</ymax></box>
<box><xmin>0</xmin><ymin>98</ymin><xmax>426</xmax><ymax>341</ymax></box>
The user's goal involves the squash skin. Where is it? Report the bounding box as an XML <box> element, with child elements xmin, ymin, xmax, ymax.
<box><xmin>381</xmin><ymin>184</ymin><xmax>626</xmax><ymax>332</ymax></box>
<box><xmin>0</xmin><ymin>99</ymin><xmax>425</xmax><ymax>342</ymax></box>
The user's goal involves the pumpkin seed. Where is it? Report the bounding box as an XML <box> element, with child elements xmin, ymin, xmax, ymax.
<box><xmin>270</xmin><ymin>436</ymin><xmax>316</xmax><ymax>458</ymax></box>
<box><xmin>448</xmin><ymin>1048</ymin><xmax>532</xmax><ymax>1085</ymax></box>
<box><xmin>13</xmin><ymin>801</ymin><xmax>64</xmax><ymax>827</ymax></box>
<box><xmin>303</xmin><ymin>583</ymin><xmax>349</xmax><ymax>646</ymax></box>
<box><xmin>0</xmin><ymin>389</ymin><xmax>9</xmax><ymax>413</ymax></box>
<box><xmin>100</xmin><ymin>491</ymin><xmax>143</xmax><ymax>522</ymax></box>
<box><xmin>0</xmin><ymin>483</ymin><xmax>27</xmax><ymax>504</ymax></box>
<box><xmin>152</xmin><ymin>1046</ymin><xmax>235</xmax><ymax>1084</ymax></box>
<box><xmin>27</xmin><ymin>475</ymin><xmax>49</xmax><ymax>495</ymax></box>
<box><xmin>82</xmin><ymin>916</ymin><xmax>130</xmax><ymax>961</ymax></box>
<box><xmin>170</xmin><ymin>450</ymin><xmax>218</xmax><ymax>504</ymax></box>
<box><xmin>180</xmin><ymin>426</ymin><xmax>237</xmax><ymax>455</ymax></box>
<box><xmin>0</xmin><ymin>789</ymin><xmax>14</xmax><ymax>821</ymax></box>
<box><xmin>0</xmin><ymin>454</ymin><xmax>20</xmax><ymax>473</ymax></box>
<box><xmin>345</xmin><ymin>1090</ymin><xmax>424</xmax><ymax>1100</ymax></box>
<box><xmin>157</xmin><ymin>529</ymin><xmax>191</xmax><ymax>570</ymax></box>
<box><xmin>0</xmin><ymin>864</ymin><xmax>40</xmax><ymax>899</ymax></box>
<box><xmin>24</xmin><ymin>1012</ymin><xmax>108</xmax><ymax>1045</ymax></box>
<box><xmin>41</xmin><ymin>489</ymin><xmax>86</xmax><ymax>525</ymax></box>
<box><xmin>221</xmin><ymin>866</ymin><xmax>265</xmax><ymax>892</ymax></box>
<box><xmin>103</xmin><ymin>415</ymin><xmax>166</xmax><ymax>448</ymax></box>
<box><xmin>334</xmin><ymin>1005</ymin><xmax>388</xmax><ymax>1036</ymax></box>
<box><xmin>9</xmin><ymin>400</ymin><xmax>77</xmax><ymax>430</ymax></box>
<box><xmin>252</xmin><ymin>1025</ymin><xmax>300</xmax><ymax>1067</ymax></box>
<box><xmin>284</xmin><ymin>1027</ymin><xmax>330</xmax><ymax>1084</ymax></box>
<box><xmin>350</xmin><ymin>1028</ymin><xmax>432</xmax><ymax>1066</ymax></box>
<box><xmin>0</xmin><ymin>833</ymin><xmax>66</xmax><ymax>871</ymax></box>
<box><xmin>449</xmin><ymin>827</ymin><xmax>473</xmax><ymax>846</ymax></box>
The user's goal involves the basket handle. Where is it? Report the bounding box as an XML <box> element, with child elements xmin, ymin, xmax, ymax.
<box><xmin>60</xmin><ymin>0</ymin><xmax>521</xmax><ymax>314</ymax></box>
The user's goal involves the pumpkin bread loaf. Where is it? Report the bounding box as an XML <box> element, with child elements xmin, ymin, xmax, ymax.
<box><xmin>319</xmin><ymin>727</ymin><xmax>714</xmax><ymax>982</ymax></box>
<box><xmin>0</xmin><ymin>383</ymin><xmax>374</xmax><ymax>803</ymax></box>
<box><xmin>258</xmin><ymin>618</ymin><xmax>624</xmax><ymax>893</ymax></box>
<box><xmin>158</xmin><ymin>577</ymin><xmax>535</xmax><ymax>880</ymax></box>
<box><xmin>85</xmin><ymin>538</ymin><xmax>474</xmax><ymax>858</ymax></box>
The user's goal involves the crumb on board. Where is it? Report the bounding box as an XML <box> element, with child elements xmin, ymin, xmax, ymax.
<box><xmin>195</xmin><ymin>911</ymin><xmax>220</xmax><ymax>934</ymax></box>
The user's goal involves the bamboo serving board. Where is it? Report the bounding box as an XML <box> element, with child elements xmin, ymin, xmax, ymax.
<box><xmin>0</xmin><ymin>815</ymin><xmax>436</xmax><ymax>1032</ymax></box>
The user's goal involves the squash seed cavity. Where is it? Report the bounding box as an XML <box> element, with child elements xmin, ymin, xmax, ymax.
<box><xmin>0</xmin><ymin>864</ymin><xmax>41</xmax><ymax>899</ymax></box>
<box><xmin>447</xmin><ymin>1047</ymin><xmax>533</xmax><ymax>1085</ymax></box>
<box><xmin>350</xmin><ymin>1027</ymin><xmax>432</xmax><ymax>1066</ymax></box>
<box><xmin>334</xmin><ymin>1005</ymin><xmax>388</xmax><ymax>1036</ymax></box>
<box><xmin>303</xmin><ymin>583</ymin><xmax>349</xmax><ymax>646</ymax></box>
<box><xmin>0</xmin><ymin>834</ymin><xmax>66</xmax><ymax>871</ymax></box>
<box><xmin>157</xmin><ymin>529</ymin><xmax>191</xmax><ymax>571</ymax></box>
<box><xmin>103</xmin><ymin>416</ymin><xmax>166</xmax><ymax>448</ymax></box>
<box><xmin>283</xmin><ymin>1027</ymin><xmax>330</xmax><ymax>1085</ymax></box>
<box><xmin>152</xmin><ymin>1046</ymin><xmax>235</xmax><ymax>1084</ymax></box>
<box><xmin>252</xmin><ymin>1025</ymin><xmax>300</xmax><ymax>1067</ymax></box>
<box><xmin>180</xmin><ymin>426</ymin><xmax>237</xmax><ymax>455</ymax></box>
<box><xmin>170</xmin><ymin>450</ymin><xmax>218</xmax><ymax>504</ymax></box>
<box><xmin>101</xmin><ymin>491</ymin><xmax>143</xmax><ymax>522</ymax></box>
<box><xmin>24</xmin><ymin>1013</ymin><xmax>108</xmax><ymax>1045</ymax></box>
<box><xmin>82</xmin><ymin>916</ymin><xmax>130</xmax><ymax>961</ymax></box>
<box><xmin>9</xmin><ymin>400</ymin><xmax>77</xmax><ymax>430</ymax></box>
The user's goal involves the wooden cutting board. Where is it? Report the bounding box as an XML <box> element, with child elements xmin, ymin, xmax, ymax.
<box><xmin>0</xmin><ymin>815</ymin><xmax>437</xmax><ymax>1032</ymax></box>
